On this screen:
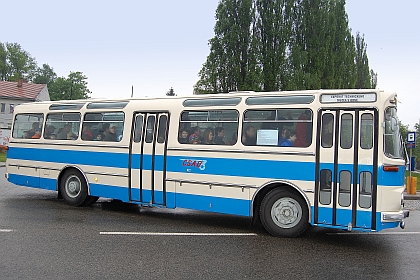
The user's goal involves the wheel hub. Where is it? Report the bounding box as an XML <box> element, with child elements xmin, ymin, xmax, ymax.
<box><xmin>271</xmin><ymin>198</ymin><xmax>302</xmax><ymax>229</ymax></box>
<box><xmin>65</xmin><ymin>176</ymin><xmax>81</xmax><ymax>198</ymax></box>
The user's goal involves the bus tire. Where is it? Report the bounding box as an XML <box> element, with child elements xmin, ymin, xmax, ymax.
<box><xmin>60</xmin><ymin>169</ymin><xmax>88</xmax><ymax>207</ymax></box>
<box><xmin>260</xmin><ymin>188</ymin><xmax>309</xmax><ymax>237</ymax></box>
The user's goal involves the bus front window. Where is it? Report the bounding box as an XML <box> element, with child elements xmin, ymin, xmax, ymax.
<box><xmin>384</xmin><ymin>107</ymin><xmax>403</xmax><ymax>158</ymax></box>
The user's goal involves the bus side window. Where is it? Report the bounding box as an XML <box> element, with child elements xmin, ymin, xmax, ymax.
<box><xmin>178</xmin><ymin>110</ymin><xmax>238</xmax><ymax>145</ymax></box>
<box><xmin>145</xmin><ymin>116</ymin><xmax>155</xmax><ymax>143</ymax></box>
<box><xmin>321</xmin><ymin>113</ymin><xmax>334</xmax><ymax>148</ymax></box>
<box><xmin>12</xmin><ymin>114</ymin><xmax>44</xmax><ymax>139</ymax></box>
<box><xmin>133</xmin><ymin>115</ymin><xmax>143</xmax><ymax>143</ymax></box>
<box><xmin>157</xmin><ymin>115</ymin><xmax>167</xmax><ymax>144</ymax></box>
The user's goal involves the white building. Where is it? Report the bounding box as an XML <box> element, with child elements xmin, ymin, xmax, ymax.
<box><xmin>0</xmin><ymin>78</ymin><xmax>50</xmax><ymax>128</ymax></box>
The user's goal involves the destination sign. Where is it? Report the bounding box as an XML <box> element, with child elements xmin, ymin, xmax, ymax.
<box><xmin>320</xmin><ymin>93</ymin><xmax>376</xmax><ymax>103</ymax></box>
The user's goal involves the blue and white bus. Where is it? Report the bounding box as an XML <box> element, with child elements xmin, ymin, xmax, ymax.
<box><xmin>5</xmin><ymin>89</ymin><xmax>409</xmax><ymax>237</ymax></box>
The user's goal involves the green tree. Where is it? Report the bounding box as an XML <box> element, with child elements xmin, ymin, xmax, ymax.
<box><xmin>255</xmin><ymin>0</ymin><xmax>294</xmax><ymax>91</ymax></box>
<box><xmin>286</xmin><ymin>0</ymin><xmax>357</xmax><ymax>90</ymax></box>
<box><xmin>355</xmin><ymin>32</ymin><xmax>374</xmax><ymax>88</ymax></box>
<box><xmin>33</xmin><ymin>63</ymin><xmax>57</xmax><ymax>86</ymax></box>
<box><xmin>195</xmin><ymin>0</ymin><xmax>257</xmax><ymax>94</ymax></box>
<box><xmin>49</xmin><ymin>71</ymin><xmax>91</xmax><ymax>101</ymax></box>
<box><xmin>196</xmin><ymin>0</ymin><xmax>375</xmax><ymax>93</ymax></box>
<box><xmin>4</xmin><ymin>42</ymin><xmax>37</xmax><ymax>81</ymax></box>
<box><xmin>166</xmin><ymin>87</ymin><xmax>176</xmax><ymax>96</ymax></box>
<box><xmin>0</xmin><ymin>43</ymin><xmax>8</xmax><ymax>81</ymax></box>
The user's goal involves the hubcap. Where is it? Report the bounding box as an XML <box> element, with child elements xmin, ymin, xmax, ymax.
<box><xmin>65</xmin><ymin>175</ymin><xmax>81</xmax><ymax>198</ymax></box>
<box><xmin>271</xmin><ymin>197</ymin><xmax>302</xmax><ymax>229</ymax></box>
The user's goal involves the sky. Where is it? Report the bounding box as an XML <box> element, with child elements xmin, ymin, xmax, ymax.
<box><xmin>2</xmin><ymin>0</ymin><xmax>419</xmax><ymax>128</ymax></box>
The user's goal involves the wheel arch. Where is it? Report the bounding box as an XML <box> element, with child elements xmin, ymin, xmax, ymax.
<box><xmin>251</xmin><ymin>180</ymin><xmax>312</xmax><ymax>224</ymax></box>
<box><xmin>57</xmin><ymin>165</ymin><xmax>91</xmax><ymax>197</ymax></box>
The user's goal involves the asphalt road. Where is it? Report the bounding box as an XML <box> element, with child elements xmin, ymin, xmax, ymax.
<box><xmin>1</xmin><ymin>166</ymin><xmax>419</xmax><ymax>280</ymax></box>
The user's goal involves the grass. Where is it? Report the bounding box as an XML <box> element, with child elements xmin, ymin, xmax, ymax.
<box><xmin>405</xmin><ymin>170</ymin><xmax>420</xmax><ymax>190</ymax></box>
<box><xmin>0</xmin><ymin>151</ymin><xmax>5</xmax><ymax>162</ymax></box>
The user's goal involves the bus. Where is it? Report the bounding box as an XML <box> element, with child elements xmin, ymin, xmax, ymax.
<box><xmin>5</xmin><ymin>89</ymin><xmax>409</xmax><ymax>237</ymax></box>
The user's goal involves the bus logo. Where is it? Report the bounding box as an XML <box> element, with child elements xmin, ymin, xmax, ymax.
<box><xmin>180</xmin><ymin>159</ymin><xmax>207</xmax><ymax>171</ymax></box>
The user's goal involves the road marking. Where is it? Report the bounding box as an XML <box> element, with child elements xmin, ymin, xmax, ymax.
<box><xmin>328</xmin><ymin>231</ymin><xmax>420</xmax><ymax>235</ymax></box>
<box><xmin>0</xmin><ymin>229</ymin><xmax>13</xmax><ymax>232</ymax></box>
<box><xmin>100</xmin><ymin>232</ymin><xmax>257</xmax><ymax>236</ymax></box>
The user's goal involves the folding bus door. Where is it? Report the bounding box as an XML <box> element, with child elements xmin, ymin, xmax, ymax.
<box><xmin>130</xmin><ymin>112</ymin><xmax>169</xmax><ymax>206</ymax></box>
<box><xmin>314</xmin><ymin>109</ymin><xmax>378</xmax><ymax>230</ymax></box>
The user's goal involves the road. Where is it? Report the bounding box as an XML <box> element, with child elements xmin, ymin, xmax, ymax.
<box><xmin>0</xmin><ymin>166</ymin><xmax>419</xmax><ymax>279</ymax></box>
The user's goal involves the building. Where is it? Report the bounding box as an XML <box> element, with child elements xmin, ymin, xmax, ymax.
<box><xmin>0</xmin><ymin>78</ymin><xmax>50</xmax><ymax>128</ymax></box>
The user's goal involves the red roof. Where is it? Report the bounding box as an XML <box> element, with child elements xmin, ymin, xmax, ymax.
<box><xmin>0</xmin><ymin>80</ymin><xmax>46</xmax><ymax>100</ymax></box>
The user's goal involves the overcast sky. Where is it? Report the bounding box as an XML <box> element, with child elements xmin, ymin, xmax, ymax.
<box><xmin>2</xmin><ymin>0</ymin><xmax>419</xmax><ymax>128</ymax></box>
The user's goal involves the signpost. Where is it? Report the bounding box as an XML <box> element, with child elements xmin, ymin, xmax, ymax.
<box><xmin>407</xmin><ymin>131</ymin><xmax>417</xmax><ymax>194</ymax></box>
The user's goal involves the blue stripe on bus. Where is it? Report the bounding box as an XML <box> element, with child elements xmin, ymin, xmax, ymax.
<box><xmin>7</xmin><ymin>147</ymin><xmax>129</xmax><ymax>168</ymax></box>
<box><xmin>175</xmin><ymin>193</ymin><xmax>251</xmax><ymax>216</ymax></box>
<box><xmin>7</xmin><ymin>146</ymin><xmax>404</xmax><ymax>186</ymax></box>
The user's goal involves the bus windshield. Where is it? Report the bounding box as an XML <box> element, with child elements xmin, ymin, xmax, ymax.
<box><xmin>384</xmin><ymin>107</ymin><xmax>403</xmax><ymax>158</ymax></box>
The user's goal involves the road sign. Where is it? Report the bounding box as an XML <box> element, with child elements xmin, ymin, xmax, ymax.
<box><xmin>407</xmin><ymin>131</ymin><xmax>416</xmax><ymax>149</ymax></box>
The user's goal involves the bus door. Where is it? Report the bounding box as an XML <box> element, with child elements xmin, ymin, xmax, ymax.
<box><xmin>315</xmin><ymin>109</ymin><xmax>377</xmax><ymax>230</ymax></box>
<box><xmin>130</xmin><ymin>112</ymin><xmax>169</xmax><ymax>206</ymax></box>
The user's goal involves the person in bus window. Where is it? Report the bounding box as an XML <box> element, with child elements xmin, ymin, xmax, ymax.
<box><xmin>67</xmin><ymin>131</ymin><xmax>77</xmax><ymax>140</ymax></box>
<box><xmin>95</xmin><ymin>134</ymin><xmax>103</xmax><ymax>141</ymax></box>
<box><xmin>104</xmin><ymin>124</ymin><xmax>118</xmax><ymax>141</ymax></box>
<box><xmin>214</xmin><ymin>127</ymin><xmax>225</xmax><ymax>145</ymax></box>
<box><xmin>202</xmin><ymin>128</ymin><xmax>214</xmax><ymax>144</ymax></box>
<box><xmin>189</xmin><ymin>126</ymin><xmax>202</xmax><ymax>144</ymax></box>
<box><xmin>100</xmin><ymin>123</ymin><xmax>110</xmax><ymax>139</ymax></box>
<box><xmin>22</xmin><ymin>131</ymin><xmax>29</xmax><ymax>139</ymax></box>
<box><xmin>82</xmin><ymin>125</ymin><xmax>94</xmax><ymax>140</ymax></box>
<box><xmin>294</xmin><ymin>110</ymin><xmax>311</xmax><ymax>147</ymax></box>
<box><xmin>242</xmin><ymin>126</ymin><xmax>256</xmax><ymax>146</ymax></box>
<box><xmin>49</xmin><ymin>133</ymin><xmax>57</xmax><ymax>140</ymax></box>
<box><xmin>57</xmin><ymin>124</ymin><xmax>71</xmax><ymax>140</ymax></box>
<box><xmin>178</xmin><ymin>128</ymin><xmax>189</xmax><ymax>144</ymax></box>
<box><xmin>44</xmin><ymin>125</ymin><xmax>56</xmax><ymax>139</ymax></box>
<box><xmin>280</xmin><ymin>130</ymin><xmax>297</xmax><ymax>146</ymax></box>
<box><xmin>28</xmin><ymin>122</ymin><xmax>40</xmax><ymax>138</ymax></box>
<box><xmin>31</xmin><ymin>128</ymin><xmax>41</xmax><ymax>139</ymax></box>
<box><xmin>278</xmin><ymin>128</ymin><xmax>290</xmax><ymax>146</ymax></box>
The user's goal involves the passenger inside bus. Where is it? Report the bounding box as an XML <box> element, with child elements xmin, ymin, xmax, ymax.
<box><xmin>202</xmin><ymin>128</ymin><xmax>214</xmax><ymax>144</ymax></box>
<box><xmin>294</xmin><ymin>110</ymin><xmax>312</xmax><ymax>147</ymax></box>
<box><xmin>57</xmin><ymin>124</ymin><xmax>71</xmax><ymax>140</ymax></box>
<box><xmin>28</xmin><ymin>122</ymin><xmax>40</xmax><ymax>138</ymax></box>
<box><xmin>104</xmin><ymin>124</ymin><xmax>118</xmax><ymax>141</ymax></box>
<box><xmin>44</xmin><ymin>125</ymin><xmax>56</xmax><ymax>139</ymax></box>
<box><xmin>31</xmin><ymin>128</ymin><xmax>41</xmax><ymax>139</ymax></box>
<box><xmin>82</xmin><ymin>125</ymin><xmax>94</xmax><ymax>140</ymax></box>
<box><xmin>214</xmin><ymin>127</ymin><xmax>225</xmax><ymax>145</ymax></box>
<box><xmin>280</xmin><ymin>130</ymin><xmax>297</xmax><ymax>146</ymax></box>
<box><xmin>67</xmin><ymin>131</ymin><xmax>77</xmax><ymax>140</ymax></box>
<box><xmin>189</xmin><ymin>126</ymin><xmax>202</xmax><ymax>144</ymax></box>
<box><xmin>278</xmin><ymin>128</ymin><xmax>290</xmax><ymax>145</ymax></box>
<box><xmin>22</xmin><ymin>131</ymin><xmax>29</xmax><ymax>139</ymax></box>
<box><xmin>242</xmin><ymin>126</ymin><xmax>256</xmax><ymax>146</ymax></box>
<box><xmin>178</xmin><ymin>128</ymin><xmax>189</xmax><ymax>144</ymax></box>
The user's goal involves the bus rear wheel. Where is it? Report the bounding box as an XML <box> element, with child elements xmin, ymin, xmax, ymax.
<box><xmin>260</xmin><ymin>189</ymin><xmax>309</xmax><ymax>237</ymax></box>
<box><xmin>60</xmin><ymin>169</ymin><xmax>88</xmax><ymax>206</ymax></box>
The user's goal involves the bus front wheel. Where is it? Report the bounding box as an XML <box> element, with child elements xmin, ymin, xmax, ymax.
<box><xmin>60</xmin><ymin>169</ymin><xmax>88</xmax><ymax>206</ymax></box>
<box><xmin>260</xmin><ymin>189</ymin><xmax>309</xmax><ymax>237</ymax></box>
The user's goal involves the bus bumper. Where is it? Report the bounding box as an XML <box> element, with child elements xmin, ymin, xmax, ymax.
<box><xmin>382</xmin><ymin>210</ymin><xmax>409</xmax><ymax>221</ymax></box>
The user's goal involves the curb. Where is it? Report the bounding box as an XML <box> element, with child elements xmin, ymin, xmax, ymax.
<box><xmin>404</xmin><ymin>193</ymin><xmax>420</xmax><ymax>200</ymax></box>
